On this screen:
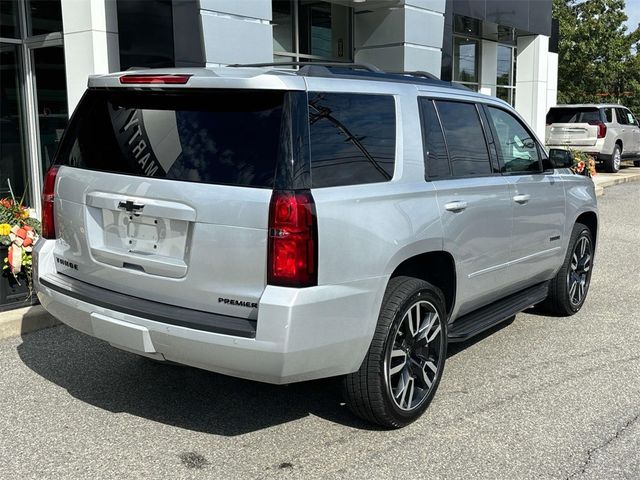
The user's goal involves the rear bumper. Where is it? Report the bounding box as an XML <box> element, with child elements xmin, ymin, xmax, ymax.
<box><xmin>546</xmin><ymin>138</ymin><xmax>606</xmax><ymax>157</ymax></box>
<box><xmin>34</xmin><ymin>240</ymin><xmax>387</xmax><ymax>384</ymax></box>
<box><xmin>546</xmin><ymin>145</ymin><xmax>602</xmax><ymax>156</ymax></box>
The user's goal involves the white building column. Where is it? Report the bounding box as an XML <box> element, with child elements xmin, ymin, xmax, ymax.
<box><xmin>546</xmin><ymin>51</ymin><xmax>559</xmax><ymax>111</ymax></box>
<box><xmin>354</xmin><ymin>0</ymin><xmax>445</xmax><ymax>75</ymax></box>
<box><xmin>61</xmin><ymin>0</ymin><xmax>120</xmax><ymax>113</ymax></box>
<box><xmin>515</xmin><ymin>34</ymin><xmax>550</xmax><ymax>138</ymax></box>
<box><xmin>199</xmin><ymin>0</ymin><xmax>273</xmax><ymax>66</ymax></box>
<box><xmin>479</xmin><ymin>40</ymin><xmax>497</xmax><ymax>97</ymax></box>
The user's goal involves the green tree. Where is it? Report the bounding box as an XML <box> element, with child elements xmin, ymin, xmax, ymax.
<box><xmin>553</xmin><ymin>0</ymin><xmax>640</xmax><ymax>114</ymax></box>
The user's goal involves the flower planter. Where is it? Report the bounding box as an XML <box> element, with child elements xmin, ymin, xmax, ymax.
<box><xmin>0</xmin><ymin>246</ymin><xmax>38</xmax><ymax>311</ymax></box>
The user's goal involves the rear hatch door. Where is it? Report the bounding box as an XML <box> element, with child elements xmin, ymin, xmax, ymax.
<box><xmin>51</xmin><ymin>86</ymin><xmax>294</xmax><ymax>319</ymax></box>
<box><xmin>545</xmin><ymin>107</ymin><xmax>601</xmax><ymax>146</ymax></box>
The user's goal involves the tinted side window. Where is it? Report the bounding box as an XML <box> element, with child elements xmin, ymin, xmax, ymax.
<box><xmin>603</xmin><ymin>108</ymin><xmax>613</xmax><ymax>123</ymax></box>
<box><xmin>308</xmin><ymin>92</ymin><xmax>395</xmax><ymax>188</ymax></box>
<box><xmin>435</xmin><ymin>101</ymin><xmax>492</xmax><ymax>177</ymax></box>
<box><xmin>616</xmin><ymin>108</ymin><xmax>630</xmax><ymax>125</ymax></box>
<box><xmin>419</xmin><ymin>99</ymin><xmax>450</xmax><ymax>179</ymax></box>
<box><xmin>487</xmin><ymin>107</ymin><xmax>541</xmax><ymax>173</ymax></box>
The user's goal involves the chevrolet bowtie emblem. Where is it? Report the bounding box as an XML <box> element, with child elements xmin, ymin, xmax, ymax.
<box><xmin>118</xmin><ymin>200</ymin><xmax>145</xmax><ymax>214</ymax></box>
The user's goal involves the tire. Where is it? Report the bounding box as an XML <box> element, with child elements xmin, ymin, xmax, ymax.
<box><xmin>604</xmin><ymin>144</ymin><xmax>621</xmax><ymax>173</ymax></box>
<box><xmin>539</xmin><ymin>223</ymin><xmax>594</xmax><ymax>316</ymax></box>
<box><xmin>342</xmin><ymin>276</ymin><xmax>447</xmax><ymax>428</ymax></box>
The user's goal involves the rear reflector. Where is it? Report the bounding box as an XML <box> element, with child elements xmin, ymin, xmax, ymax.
<box><xmin>267</xmin><ymin>191</ymin><xmax>317</xmax><ymax>288</ymax></box>
<box><xmin>119</xmin><ymin>74</ymin><xmax>192</xmax><ymax>85</ymax></box>
<box><xmin>42</xmin><ymin>166</ymin><xmax>59</xmax><ymax>239</ymax></box>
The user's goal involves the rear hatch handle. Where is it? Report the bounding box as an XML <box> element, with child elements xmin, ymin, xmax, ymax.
<box><xmin>86</xmin><ymin>192</ymin><xmax>196</xmax><ymax>222</ymax></box>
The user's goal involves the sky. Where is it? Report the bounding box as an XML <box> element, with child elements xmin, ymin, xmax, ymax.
<box><xmin>625</xmin><ymin>0</ymin><xmax>640</xmax><ymax>31</ymax></box>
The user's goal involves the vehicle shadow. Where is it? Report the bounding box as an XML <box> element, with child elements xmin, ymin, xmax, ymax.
<box><xmin>16</xmin><ymin>324</ymin><xmax>376</xmax><ymax>436</ymax></box>
<box><xmin>17</xmin><ymin>316</ymin><xmax>516</xmax><ymax>436</ymax></box>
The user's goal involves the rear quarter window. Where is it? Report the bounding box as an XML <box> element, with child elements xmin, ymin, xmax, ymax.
<box><xmin>308</xmin><ymin>92</ymin><xmax>396</xmax><ymax>188</ymax></box>
<box><xmin>419</xmin><ymin>98</ymin><xmax>451</xmax><ymax>179</ymax></box>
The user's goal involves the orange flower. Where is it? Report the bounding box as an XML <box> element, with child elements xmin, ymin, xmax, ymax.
<box><xmin>1</xmin><ymin>198</ymin><xmax>12</xmax><ymax>209</ymax></box>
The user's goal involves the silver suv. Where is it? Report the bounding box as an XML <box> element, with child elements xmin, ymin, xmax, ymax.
<box><xmin>34</xmin><ymin>64</ymin><xmax>598</xmax><ymax>428</ymax></box>
<box><xmin>546</xmin><ymin>104</ymin><xmax>640</xmax><ymax>172</ymax></box>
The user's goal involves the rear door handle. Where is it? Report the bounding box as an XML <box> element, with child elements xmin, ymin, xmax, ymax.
<box><xmin>444</xmin><ymin>201</ymin><xmax>468</xmax><ymax>212</ymax></box>
<box><xmin>513</xmin><ymin>194</ymin><xmax>531</xmax><ymax>204</ymax></box>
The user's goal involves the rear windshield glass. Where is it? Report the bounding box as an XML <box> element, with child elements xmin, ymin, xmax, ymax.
<box><xmin>546</xmin><ymin>107</ymin><xmax>602</xmax><ymax>124</ymax></box>
<box><xmin>56</xmin><ymin>89</ymin><xmax>285</xmax><ymax>188</ymax></box>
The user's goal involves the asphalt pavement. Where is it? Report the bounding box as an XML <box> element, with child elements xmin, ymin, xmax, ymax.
<box><xmin>1</xmin><ymin>183</ymin><xmax>639</xmax><ymax>480</ymax></box>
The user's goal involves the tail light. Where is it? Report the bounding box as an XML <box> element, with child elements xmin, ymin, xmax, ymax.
<box><xmin>267</xmin><ymin>190</ymin><xmax>317</xmax><ymax>288</ymax></box>
<box><xmin>42</xmin><ymin>166</ymin><xmax>59</xmax><ymax>239</ymax></box>
<box><xmin>588</xmin><ymin>121</ymin><xmax>607</xmax><ymax>138</ymax></box>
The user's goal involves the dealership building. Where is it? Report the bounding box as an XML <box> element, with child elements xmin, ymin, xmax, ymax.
<box><xmin>1</xmin><ymin>0</ymin><xmax>557</xmax><ymax>218</ymax></box>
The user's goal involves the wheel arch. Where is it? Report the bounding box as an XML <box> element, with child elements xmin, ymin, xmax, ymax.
<box><xmin>388</xmin><ymin>251</ymin><xmax>457</xmax><ymax>318</ymax></box>
<box><xmin>576</xmin><ymin>210</ymin><xmax>598</xmax><ymax>248</ymax></box>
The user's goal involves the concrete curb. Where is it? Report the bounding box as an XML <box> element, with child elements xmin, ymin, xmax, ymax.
<box><xmin>593</xmin><ymin>168</ymin><xmax>640</xmax><ymax>197</ymax></box>
<box><xmin>0</xmin><ymin>305</ymin><xmax>60</xmax><ymax>341</ymax></box>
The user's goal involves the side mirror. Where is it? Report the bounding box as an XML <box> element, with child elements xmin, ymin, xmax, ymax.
<box><xmin>548</xmin><ymin>148</ymin><xmax>573</xmax><ymax>169</ymax></box>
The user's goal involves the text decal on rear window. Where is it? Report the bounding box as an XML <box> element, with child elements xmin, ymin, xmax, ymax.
<box><xmin>112</xmin><ymin>109</ymin><xmax>163</xmax><ymax>177</ymax></box>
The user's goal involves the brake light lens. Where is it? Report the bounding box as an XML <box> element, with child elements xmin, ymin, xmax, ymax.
<box><xmin>42</xmin><ymin>166</ymin><xmax>59</xmax><ymax>239</ymax></box>
<box><xmin>267</xmin><ymin>190</ymin><xmax>317</xmax><ymax>287</ymax></box>
<box><xmin>119</xmin><ymin>74</ymin><xmax>192</xmax><ymax>85</ymax></box>
<box><xmin>588</xmin><ymin>121</ymin><xmax>607</xmax><ymax>139</ymax></box>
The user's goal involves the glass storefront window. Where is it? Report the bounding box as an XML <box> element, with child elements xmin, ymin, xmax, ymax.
<box><xmin>496</xmin><ymin>87</ymin><xmax>512</xmax><ymax>104</ymax></box>
<box><xmin>32</xmin><ymin>45</ymin><xmax>68</xmax><ymax>172</ymax></box>
<box><xmin>453</xmin><ymin>37</ymin><xmax>479</xmax><ymax>84</ymax></box>
<box><xmin>272</xmin><ymin>0</ymin><xmax>352</xmax><ymax>63</ymax></box>
<box><xmin>497</xmin><ymin>44</ymin><xmax>511</xmax><ymax>86</ymax></box>
<box><xmin>27</xmin><ymin>0</ymin><xmax>63</xmax><ymax>36</ymax></box>
<box><xmin>0</xmin><ymin>45</ymin><xmax>28</xmax><ymax>201</ymax></box>
<box><xmin>306</xmin><ymin>3</ymin><xmax>332</xmax><ymax>58</ymax></box>
<box><xmin>116</xmin><ymin>0</ymin><xmax>175</xmax><ymax>70</ymax></box>
<box><xmin>0</xmin><ymin>0</ymin><xmax>20</xmax><ymax>38</ymax></box>
<box><xmin>497</xmin><ymin>44</ymin><xmax>516</xmax><ymax>106</ymax></box>
<box><xmin>273</xmin><ymin>0</ymin><xmax>294</xmax><ymax>53</ymax></box>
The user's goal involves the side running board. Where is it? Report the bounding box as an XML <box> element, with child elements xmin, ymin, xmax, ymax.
<box><xmin>448</xmin><ymin>282</ymin><xmax>549</xmax><ymax>343</ymax></box>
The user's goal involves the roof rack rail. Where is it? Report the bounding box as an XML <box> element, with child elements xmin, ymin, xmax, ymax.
<box><xmin>227</xmin><ymin>62</ymin><xmax>471</xmax><ymax>91</ymax></box>
<box><xmin>388</xmin><ymin>70</ymin><xmax>440</xmax><ymax>80</ymax></box>
<box><xmin>227</xmin><ymin>61</ymin><xmax>383</xmax><ymax>73</ymax></box>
